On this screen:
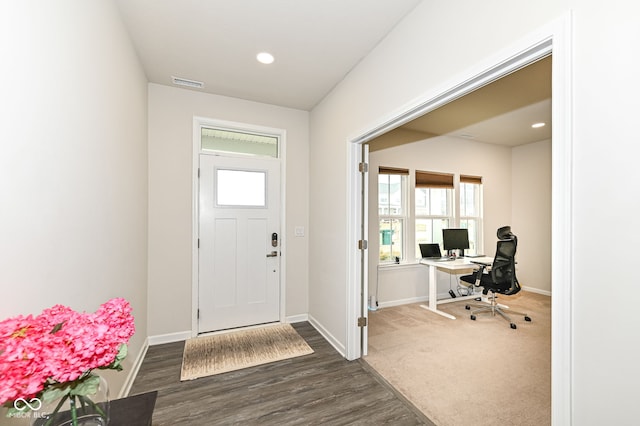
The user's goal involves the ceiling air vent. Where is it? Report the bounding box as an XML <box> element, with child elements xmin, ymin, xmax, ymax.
<box><xmin>171</xmin><ymin>76</ymin><xmax>204</xmax><ymax>89</ymax></box>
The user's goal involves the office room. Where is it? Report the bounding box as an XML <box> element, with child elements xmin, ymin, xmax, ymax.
<box><xmin>367</xmin><ymin>136</ymin><xmax>552</xmax><ymax>305</ymax></box>
<box><xmin>363</xmin><ymin>60</ymin><xmax>552</xmax><ymax>425</ymax></box>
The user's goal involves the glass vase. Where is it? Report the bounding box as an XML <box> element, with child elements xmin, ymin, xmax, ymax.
<box><xmin>32</xmin><ymin>375</ymin><xmax>109</xmax><ymax>426</ymax></box>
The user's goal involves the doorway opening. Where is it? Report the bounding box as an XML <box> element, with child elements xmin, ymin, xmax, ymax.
<box><xmin>347</xmin><ymin>15</ymin><xmax>573</xmax><ymax>425</ymax></box>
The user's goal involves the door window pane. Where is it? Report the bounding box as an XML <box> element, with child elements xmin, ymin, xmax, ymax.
<box><xmin>216</xmin><ymin>169</ymin><xmax>266</xmax><ymax>207</ymax></box>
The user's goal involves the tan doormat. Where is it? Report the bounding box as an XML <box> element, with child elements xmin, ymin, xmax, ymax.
<box><xmin>180</xmin><ymin>323</ymin><xmax>314</xmax><ymax>380</ymax></box>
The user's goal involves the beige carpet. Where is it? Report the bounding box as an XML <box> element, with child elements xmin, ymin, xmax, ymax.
<box><xmin>181</xmin><ymin>323</ymin><xmax>314</xmax><ymax>380</ymax></box>
<box><xmin>365</xmin><ymin>291</ymin><xmax>551</xmax><ymax>426</ymax></box>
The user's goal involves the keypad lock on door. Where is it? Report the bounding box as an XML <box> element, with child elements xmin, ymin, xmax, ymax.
<box><xmin>267</xmin><ymin>233</ymin><xmax>279</xmax><ymax>257</ymax></box>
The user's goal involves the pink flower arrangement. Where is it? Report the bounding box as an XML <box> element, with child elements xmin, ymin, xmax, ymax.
<box><xmin>0</xmin><ymin>298</ymin><xmax>135</xmax><ymax>408</ymax></box>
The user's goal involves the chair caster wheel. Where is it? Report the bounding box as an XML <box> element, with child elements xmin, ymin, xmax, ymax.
<box><xmin>525</xmin><ymin>316</ymin><xmax>532</xmax><ymax>322</ymax></box>
<box><xmin>465</xmin><ymin>305</ymin><xmax>470</xmax><ymax>310</ymax></box>
<box><xmin>470</xmin><ymin>315</ymin><xmax>476</xmax><ymax>321</ymax></box>
<box><xmin>510</xmin><ymin>323</ymin><xmax>517</xmax><ymax>329</ymax></box>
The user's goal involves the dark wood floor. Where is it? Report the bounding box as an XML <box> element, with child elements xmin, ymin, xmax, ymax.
<box><xmin>129</xmin><ymin>322</ymin><xmax>433</xmax><ymax>425</ymax></box>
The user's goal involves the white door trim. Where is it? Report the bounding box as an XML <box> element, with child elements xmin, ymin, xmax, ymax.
<box><xmin>346</xmin><ymin>12</ymin><xmax>573</xmax><ymax>425</ymax></box>
<box><xmin>192</xmin><ymin>117</ymin><xmax>287</xmax><ymax>336</ymax></box>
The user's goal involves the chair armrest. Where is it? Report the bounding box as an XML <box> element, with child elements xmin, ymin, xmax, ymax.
<box><xmin>470</xmin><ymin>264</ymin><xmax>488</xmax><ymax>286</ymax></box>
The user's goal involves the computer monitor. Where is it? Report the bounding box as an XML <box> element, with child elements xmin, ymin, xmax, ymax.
<box><xmin>442</xmin><ymin>228</ymin><xmax>470</xmax><ymax>256</ymax></box>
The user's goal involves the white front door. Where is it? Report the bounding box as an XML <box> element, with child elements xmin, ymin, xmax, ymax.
<box><xmin>198</xmin><ymin>154</ymin><xmax>280</xmax><ymax>333</ymax></box>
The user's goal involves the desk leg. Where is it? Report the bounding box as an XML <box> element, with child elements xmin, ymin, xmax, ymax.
<box><xmin>419</xmin><ymin>264</ymin><xmax>456</xmax><ymax>320</ymax></box>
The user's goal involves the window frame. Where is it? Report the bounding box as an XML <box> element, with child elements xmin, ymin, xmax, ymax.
<box><xmin>459</xmin><ymin>176</ymin><xmax>483</xmax><ymax>256</ymax></box>
<box><xmin>377</xmin><ymin>168</ymin><xmax>409</xmax><ymax>263</ymax></box>
<box><xmin>414</xmin><ymin>170</ymin><xmax>455</xmax><ymax>258</ymax></box>
<box><xmin>415</xmin><ymin>186</ymin><xmax>454</xmax><ymax>255</ymax></box>
<box><xmin>377</xmin><ymin>168</ymin><xmax>484</xmax><ymax>264</ymax></box>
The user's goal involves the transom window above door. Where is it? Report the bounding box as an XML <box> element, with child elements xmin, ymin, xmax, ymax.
<box><xmin>201</xmin><ymin>127</ymin><xmax>279</xmax><ymax>158</ymax></box>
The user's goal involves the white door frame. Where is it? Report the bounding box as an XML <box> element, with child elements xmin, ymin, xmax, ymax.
<box><xmin>346</xmin><ymin>13</ymin><xmax>573</xmax><ymax>425</ymax></box>
<box><xmin>192</xmin><ymin>117</ymin><xmax>287</xmax><ymax>336</ymax></box>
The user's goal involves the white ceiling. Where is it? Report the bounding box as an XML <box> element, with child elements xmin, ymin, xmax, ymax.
<box><xmin>115</xmin><ymin>0</ymin><xmax>551</xmax><ymax>147</ymax></box>
<box><xmin>391</xmin><ymin>55</ymin><xmax>553</xmax><ymax>148</ymax></box>
<box><xmin>114</xmin><ymin>0</ymin><xmax>423</xmax><ymax>111</ymax></box>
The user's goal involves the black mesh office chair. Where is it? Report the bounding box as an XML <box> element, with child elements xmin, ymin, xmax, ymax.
<box><xmin>460</xmin><ymin>226</ymin><xmax>532</xmax><ymax>329</ymax></box>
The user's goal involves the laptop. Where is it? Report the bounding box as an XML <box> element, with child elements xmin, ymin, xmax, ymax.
<box><xmin>419</xmin><ymin>243</ymin><xmax>451</xmax><ymax>261</ymax></box>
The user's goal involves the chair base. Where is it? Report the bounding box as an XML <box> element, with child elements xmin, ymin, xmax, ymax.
<box><xmin>465</xmin><ymin>293</ymin><xmax>531</xmax><ymax>329</ymax></box>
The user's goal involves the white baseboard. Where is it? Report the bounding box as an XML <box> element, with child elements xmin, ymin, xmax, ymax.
<box><xmin>376</xmin><ymin>296</ymin><xmax>428</xmax><ymax>309</ymax></box>
<box><xmin>307</xmin><ymin>314</ymin><xmax>346</xmax><ymax>357</ymax></box>
<box><xmin>148</xmin><ymin>330</ymin><xmax>192</xmax><ymax>346</ymax></box>
<box><xmin>285</xmin><ymin>313</ymin><xmax>309</xmax><ymax>323</ymax></box>
<box><xmin>119</xmin><ymin>337</ymin><xmax>149</xmax><ymax>398</ymax></box>
<box><xmin>522</xmin><ymin>286</ymin><xmax>552</xmax><ymax>297</ymax></box>
<box><xmin>375</xmin><ymin>286</ymin><xmax>550</xmax><ymax>310</ymax></box>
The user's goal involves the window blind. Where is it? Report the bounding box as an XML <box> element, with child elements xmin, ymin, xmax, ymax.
<box><xmin>379</xmin><ymin>166</ymin><xmax>409</xmax><ymax>175</ymax></box>
<box><xmin>415</xmin><ymin>170</ymin><xmax>454</xmax><ymax>188</ymax></box>
<box><xmin>460</xmin><ymin>174</ymin><xmax>483</xmax><ymax>184</ymax></box>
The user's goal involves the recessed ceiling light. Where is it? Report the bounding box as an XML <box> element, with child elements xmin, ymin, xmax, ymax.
<box><xmin>256</xmin><ymin>52</ymin><xmax>275</xmax><ymax>65</ymax></box>
<box><xmin>531</xmin><ymin>122</ymin><xmax>546</xmax><ymax>128</ymax></box>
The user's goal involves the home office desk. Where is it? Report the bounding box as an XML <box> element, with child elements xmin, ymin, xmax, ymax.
<box><xmin>419</xmin><ymin>256</ymin><xmax>494</xmax><ymax>320</ymax></box>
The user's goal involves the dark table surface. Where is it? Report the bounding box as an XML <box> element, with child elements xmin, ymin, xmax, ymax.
<box><xmin>110</xmin><ymin>391</ymin><xmax>157</xmax><ymax>426</ymax></box>
<box><xmin>30</xmin><ymin>391</ymin><xmax>157</xmax><ymax>426</ymax></box>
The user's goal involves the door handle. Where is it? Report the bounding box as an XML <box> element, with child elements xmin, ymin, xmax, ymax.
<box><xmin>266</xmin><ymin>251</ymin><xmax>278</xmax><ymax>257</ymax></box>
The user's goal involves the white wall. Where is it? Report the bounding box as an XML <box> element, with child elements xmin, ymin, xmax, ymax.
<box><xmin>512</xmin><ymin>139</ymin><xmax>552</xmax><ymax>293</ymax></box>
<box><xmin>310</xmin><ymin>0</ymin><xmax>640</xmax><ymax>423</ymax></box>
<box><xmin>0</xmin><ymin>1</ymin><xmax>148</xmax><ymax>396</ymax></box>
<box><xmin>571</xmin><ymin>4</ymin><xmax>640</xmax><ymax>423</ymax></box>
<box><xmin>147</xmin><ymin>84</ymin><xmax>309</xmax><ymax>337</ymax></box>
